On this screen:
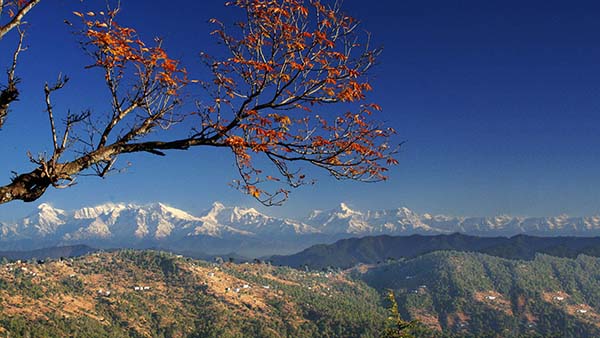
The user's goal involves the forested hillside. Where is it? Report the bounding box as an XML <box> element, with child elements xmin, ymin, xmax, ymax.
<box><xmin>270</xmin><ymin>233</ymin><xmax>600</xmax><ymax>269</ymax></box>
<box><xmin>359</xmin><ymin>252</ymin><xmax>600</xmax><ymax>337</ymax></box>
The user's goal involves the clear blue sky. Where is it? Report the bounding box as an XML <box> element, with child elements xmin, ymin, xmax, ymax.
<box><xmin>1</xmin><ymin>0</ymin><xmax>599</xmax><ymax>220</ymax></box>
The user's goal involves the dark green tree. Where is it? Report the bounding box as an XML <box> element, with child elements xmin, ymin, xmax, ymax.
<box><xmin>381</xmin><ymin>290</ymin><xmax>416</xmax><ymax>338</ymax></box>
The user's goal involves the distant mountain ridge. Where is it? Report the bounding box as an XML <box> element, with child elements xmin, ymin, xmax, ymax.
<box><xmin>0</xmin><ymin>202</ymin><xmax>318</xmax><ymax>242</ymax></box>
<box><xmin>0</xmin><ymin>244</ymin><xmax>97</xmax><ymax>261</ymax></box>
<box><xmin>0</xmin><ymin>202</ymin><xmax>332</xmax><ymax>256</ymax></box>
<box><xmin>1</xmin><ymin>202</ymin><xmax>599</xmax><ymax>256</ymax></box>
<box><xmin>303</xmin><ymin>203</ymin><xmax>600</xmax><ymax>236</ymax></box>
<box><xmin>270</xmin><ymin>233</ymin><xmax>600</xmax><ymax>269</ymax></box>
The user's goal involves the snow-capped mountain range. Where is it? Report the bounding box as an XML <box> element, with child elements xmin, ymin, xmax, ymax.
<box><xmin>0</xmin><ymin>202</ymin><xmax>318</xmax><ymax>242</ymax></box>
<box><xmin>1</xmin><ymin>202</ymin><xmax>600</xmax><ymax>255</ymax></box>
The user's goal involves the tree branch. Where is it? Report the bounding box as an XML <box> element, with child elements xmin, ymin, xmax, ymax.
<box><xmin>0</xmin><ymin>0</ymin><xmax>40</xmax><ymax>40</ymax></box>
<box><xmin>0</xmin><ymin>25</ymin><xmax>25</xmax><ymax>129</ymax></box>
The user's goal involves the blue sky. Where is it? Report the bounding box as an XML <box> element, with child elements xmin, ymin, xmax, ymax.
<box><xmin>1</xmin><ymin>0</ymin><xmax>599</xmax><ymax>220</ymax></box>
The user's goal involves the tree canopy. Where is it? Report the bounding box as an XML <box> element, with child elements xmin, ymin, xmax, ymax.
<box><xmin>0</xmin><ymin>0</ymin><xmax>398</xmax><ymax>206</ymax></box>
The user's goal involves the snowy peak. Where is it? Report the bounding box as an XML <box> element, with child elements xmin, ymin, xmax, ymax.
<box><xmin>21</xmin><ymin>203</ymin><xmax>67</xmax><ymax>236</ymax></box>
<box><xmin>193</xmin><ymin>202</ymin><xmax>246</xmax><ymax>237</ymax></box>
<box><xmin>201</xmin><ymin>202</ymin><xmax>269</xmax><ymax>225</ymax></box>
<box><xmin>338</xmin><ymin>202</ymin><xmax>360</xmax><ymax>216</ymax></box>
<box><xmin>73</xmin><ymin>202</ymin><xmax>128</xmax><ymax>219</ymax></box>
<box><xmin>34</xmin><ymin>203</ymin><xmax>66</xmax><ymax>217</ymax></box>
<box><xmin>150</xmin><ymin>202</ymin><xmax>200</xmax><ymax>222</ymax></box>
<box><xmin>305</xmin><ymin>205</ymin><xmax>432</xmax><ymax>234</ymax></box>
<box><xmin>193</xmin><ymin>202</ymin><xmax>313</xmax><ymax>237</ymax></box>
<box><xmin>210</xmin><ymin>201</ymin><xmax>226</xmax><ymax>212</ymax></box>
<box><xmin>37</xmin><ymin>202</ymin><xmax>54</xmax><ymax>211</ymax></box>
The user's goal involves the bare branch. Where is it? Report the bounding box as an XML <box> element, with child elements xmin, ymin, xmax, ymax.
<box><xmin>44</xmin><ymin>74</ymin><xmax>69</xmax><ymax>157</ymax></box>
<box><xmin>0</xmin><ymin>25</ymin><xmax>26</xmax><ymax>129</ymax></box>
<box><xmin>0</xmin><ymin>0</ymin><xmax>40</xmax><ymax>39</ymax></box>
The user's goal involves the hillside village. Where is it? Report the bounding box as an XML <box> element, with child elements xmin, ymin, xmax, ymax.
<box><xmin>0</xmin><ymin>250</ymin><xmax>384</xmax><ymax>337</ymax></box>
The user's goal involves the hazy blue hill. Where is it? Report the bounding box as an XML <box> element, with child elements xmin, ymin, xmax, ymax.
<box><xmin>358</xmin><ymin>251</ymin><xmax>600</xmax><ymax>337</ymax></box>
<box><xmin>270</xmin><ymin>233</ymin><xmax>600</xmax><ymax>269</ymax></box>
<box><xmin>0</xmin><ymin>245</ymin><xmax>97</xmax><ymax>261</ymax></box>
